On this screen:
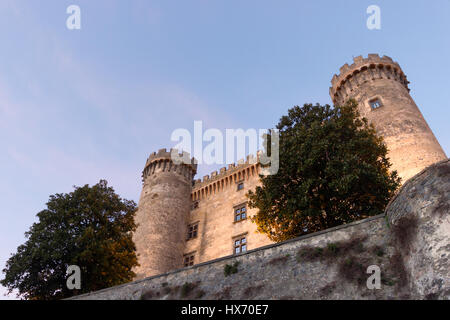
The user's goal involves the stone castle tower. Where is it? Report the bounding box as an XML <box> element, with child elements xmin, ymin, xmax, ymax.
<box><xmin>329</xmin><ymin>54</ymin><xmax>447</xmax><ymax>181</ymax></box>
<box><xmin>133</xmin><ymin>54</ymin><xmax>447</xmax><ymax>280</ymax></box>
<box><xmin>132</xmin><ymin>149</ymin><xmax>197</xmax><ymax>279</ymax></box>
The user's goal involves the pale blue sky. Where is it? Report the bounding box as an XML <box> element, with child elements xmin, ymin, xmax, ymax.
<box><xmin>1</xmin><ymin>1</ymin><xmax>449</xmax><ymax>299</ymax></box>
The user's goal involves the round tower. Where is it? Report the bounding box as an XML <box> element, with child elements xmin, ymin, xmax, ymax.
<box><xmin>330</xmin><ymin>54</ymin><xmax>447</xmax><ymax>182</ymax></box>
<box><xmin>133</xmin><ymin>148</ymin><xmax>197</xmax><ymax>279</ymax></box>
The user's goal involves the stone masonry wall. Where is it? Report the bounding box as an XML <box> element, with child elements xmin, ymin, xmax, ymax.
<box><xmin>72</xmin><ymin>215</ymin><xmax>395</xmax><ymax>300</ymax></box>
<box><xmin>186</xmin><ymin>160</ymin><xmax>272</xmax><ymax>265</ymax></box>
<box><xmin>71</xmin><ymin>159</ymin><xmax>450</xmax><ymax>300</ymax></box>
<box><xmin>386</xmin><ymin>159</ymin><xmax>450</xmax><ymax>299</ymax></box>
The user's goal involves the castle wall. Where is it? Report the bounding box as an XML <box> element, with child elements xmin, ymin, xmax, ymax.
<box><xmin>185</xmin><ymin>160</ymin><xmax>272</xmax><ymax>265</ymax></box>
<box><xmin>69</xmin><ymin>159</ymin><xmax>450</xmax><ymax>300</ymax></box>
<box><xmin>134</xmin><ymin>150</ymin><xmax>274</xmax><ymax>279</ymax></box>
<box><xmin>386</xmin><ymin>159</ymin><xmax>450</xmax><ymax>298</ymax></box>
<box><xmin>131</xmin><ymin>54</ymin><xmax>448</xmax><ymax>283</ymax></box>
<box><xmin>71</xmin><ymin>215</ymin><xmax>392</xmax><ymax>300</ymax></box>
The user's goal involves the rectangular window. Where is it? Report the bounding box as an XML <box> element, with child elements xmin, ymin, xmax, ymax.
<box><xmin>187</xmin><ymin>223</ymin><xmax>198</xmax><ymax>240</ymax></box>
<box><xmin>234</xmin><ymin>204</ymin><xmax>247</xmax><ymax>222</ymax></box>
<box><xmin>369</xmin><ymin>98</ymin><xmax>382</xmax><ymax>109</ymax></box>
<box><xmin>191</xmin><ymin>201</ymin><xmax>199</xmax><ymax>210</ymax></box>
<box><xmin>237</xmin><ymin>182</ymin><xmax>244</xmax><ymax>191</ymax></box>
<box><xmin>184</xmin><ymin>254</ymin><xmax>195</xmax><ymax>267</ymax></box>
<box><xmin>234</xmin><ymin>237</ymin><xmax>247</xmax><ymax>254</ymax></box>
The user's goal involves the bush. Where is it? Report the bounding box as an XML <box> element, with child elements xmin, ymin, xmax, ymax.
<box><xmin>224</xmin><ymin>262</ymin><xmax>240</xmax><ymax>277</ymax></box>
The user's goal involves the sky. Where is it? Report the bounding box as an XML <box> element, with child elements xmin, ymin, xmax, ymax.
<box><xmin>0</xmin><ymin>0</ymin><xmax>449</xmax><ymax>299</ymax></box>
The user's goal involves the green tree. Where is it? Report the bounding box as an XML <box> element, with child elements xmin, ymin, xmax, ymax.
<box><xmin>248</xmin><ymin>100</ymin><xmax>401</xmax><ymax>242</ymax></box>
<box><xmin>1</xmin><ymin>180</ymin><xmax>138</xmax><ymax>300</ymax></box>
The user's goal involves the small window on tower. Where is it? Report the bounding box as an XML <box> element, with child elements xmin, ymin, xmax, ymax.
<box><xmin>369</xmin><ymin>98</ymin><xmax>382</xmax><ymax>110</ymax></box>
<box><xmin>237</xmin><ymin>182</ymin><xmax>244</xmax><ymax>191</ymax></box>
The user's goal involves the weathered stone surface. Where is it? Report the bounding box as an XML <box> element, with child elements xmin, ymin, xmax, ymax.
<box><xmin>71</xmin><ymin>160</ymin><xmax>450</xmax><ymax>300</ymax></box>
<box><xmin>386</xmin><ymin>159</ymin><xmax>450</xmax><ymax>299</ymax></box>
<box><xmin>72</xmin><ymin>215</ymin><xmax>395</xmax><ymax>300</ymax></box>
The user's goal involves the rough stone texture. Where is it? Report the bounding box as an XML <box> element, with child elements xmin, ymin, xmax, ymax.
<box><xmin>330</xmin><ymin>54</ymin><xmax>447</xmax><ymax>182</ymax></box>
<box><xmin>70</xmin><ymin>160</ymin><xmax>450</xmax><ymax>300</ymax></box>
<box><xmin>386</xmin><ymin>159</ymin><xmax>450</xmax><ymax>299</ymax></box>
<box><xmin>72</xmin><ymin>215</ymin><xmax>395</xmax><ymax>300</ymax></box>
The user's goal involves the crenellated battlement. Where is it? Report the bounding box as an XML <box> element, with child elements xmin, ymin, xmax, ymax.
<box><xmin>191</xmin><ymin>153</ymin><xmax>262</xmax><ymax>201</ymax></box>
<box><xmin>329</xmin><ymin>54</ymin><xmax>410</xmax><ymax>105</ymax></box>
<box><xmin>142</xmin><ymin>148</ymin><xmax>197</xmax><ymax>183</ymax></box>
<box><xmin>145</xmin><ymin>148</ymin><xmax>196</xmax><ymax>166</ymax></box>
<box><xmin>193</xmin><ymin>154</ymin><xmax>258</xmax><ymax>187</ymax></box>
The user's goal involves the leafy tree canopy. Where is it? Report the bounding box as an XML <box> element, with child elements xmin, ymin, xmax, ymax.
<box><xmin>1</xmin><ymin>180</ymin><xmax>138</xmax><ymax>300</ymax></box>
<box><xmin>248</xmin><ymin>100</ymin><xmax>401</xmax><ymax>242</ymax></box>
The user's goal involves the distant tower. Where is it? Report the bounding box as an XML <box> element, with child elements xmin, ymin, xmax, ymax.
<box><xmin>133</xmin><ymin>149</ymin><xmax>197</xmax><ymax>279</ymax></box>
<box><xmin>330</xmin><ymin>54</ymin><xmax>447</xmax><ymax>182</ymax></box>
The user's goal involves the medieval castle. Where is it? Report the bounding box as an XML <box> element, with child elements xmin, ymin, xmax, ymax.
<box><xmin>132</xmin><ymin>54</ymin><xmax>447</xmax><ymax>280</ymax></box>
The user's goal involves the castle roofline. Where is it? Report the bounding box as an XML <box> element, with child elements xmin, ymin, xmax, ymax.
<box><xmin>192</xmin><ymin>152</ymin><xmax>261</xmax><ymax>190</ymax></box>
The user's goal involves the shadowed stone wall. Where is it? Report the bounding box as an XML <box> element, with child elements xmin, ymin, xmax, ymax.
<box><xmin>73</xmin><ymin>215</ymin><xmax>394</xmax><ymax>300</ymax></box>
<box><xmin>386</xmin><ymin>159</ymin><xmax>450</xmax><ymax>299</ymax></box>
